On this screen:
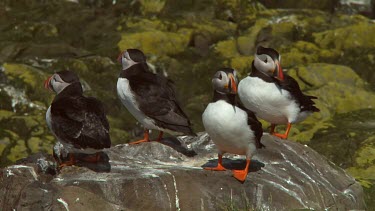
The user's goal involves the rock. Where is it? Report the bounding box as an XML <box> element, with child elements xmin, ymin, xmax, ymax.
<box><xmin>0</xmin><ymin>133</ymin><xmax>366</xmax><ymax>210</ymax></box>
<box><xmin>284</xmin><ymin>63</ymin><xmax>375</xmax><ymax>142</ymax></box>
<box><xmin>308</xmin><ymin>109</ymin><xmax>375</xmax><ymax>208</ymax></box>
<box><xmin>258</xmin><ymin>0</ymin><xmax>339</xmax><ymax>12</ymax></box>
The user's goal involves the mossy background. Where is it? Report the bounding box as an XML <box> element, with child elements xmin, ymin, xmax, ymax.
<box><xmin>0</xmin><ymin>0</ymin><xmax>374</xmax><ymax>208</ymax></box>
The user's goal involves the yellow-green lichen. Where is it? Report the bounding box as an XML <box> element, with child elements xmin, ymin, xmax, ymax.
<box><xmin>3</xmin><ymin>63</ymin><xmax>52</xmax><ymax>105</ymax></box>
<box><xmin>313</xmin><ymin>22</ymin><xmax>375</xmax><ymax>50</ymax></box>
<box><xmin>118</xmin><ymin>30</ymin><xmax>191</xmax><ymax>56</ymax></box>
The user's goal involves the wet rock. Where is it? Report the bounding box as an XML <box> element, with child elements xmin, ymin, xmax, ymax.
<box><xmin>0</xmin><ymin>133</ymin><xmax>366</xmax><ymax>210</ymax></box>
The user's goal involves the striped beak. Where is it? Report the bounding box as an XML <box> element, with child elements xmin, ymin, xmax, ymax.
<box><xmin>228</xmin><ymin>73</ymin><xmax>237</xmax><ymax>94</ymax></box>
<box><xmin>44</xmin><ymin>76</ymin><xmax>53</xmax><ymax>91</ymax></box>
<box><xmin>274</xmin><ymin>61</ymin><xmax>284</xmax><ymax>81</ymax></box>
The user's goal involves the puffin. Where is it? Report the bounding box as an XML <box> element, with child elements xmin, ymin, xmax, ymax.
<box><xmin>238</xmin><ymin>46</ymin><xmax>319</xmax><ymax>139</ymax></box>
<box><xmin>202</xmin><ymin>68</ymin><xmax>264</xmax><ymax>182</ymax></box>
<box><xmin>117</xmin><ymin>49</ymin><xmax>195</xmax><ymax>144</ymax></box>
<box><xmin>44</xmin><ymin>70</ymin><xmax>111</xmax><ymax>167</ymax></box>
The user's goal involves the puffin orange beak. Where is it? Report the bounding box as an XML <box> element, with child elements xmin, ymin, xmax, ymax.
<box><xmin>117</xmin><ymin>52</ymin><xmax>123</xmax><ymax>63</ymax></box>
<box><xmin>44</xmin><ymin>76</ymin><xmax>52</xmax><ymax>91</ymax></box>
<box><xmin>275</xmin><ymin>61</ymin><xmax>284</xmax><ymax>81</ymax></box>
<box><xmin>229</xmin><ymin>74</ymin><xmax>237</xmax><ymax>94</ymax></box>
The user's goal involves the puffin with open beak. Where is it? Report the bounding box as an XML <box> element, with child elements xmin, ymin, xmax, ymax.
<box><xmin>238</xmin><ymin>46</ymin><xmax>319</xmax><ymax>139</ymax></box>
<box><xmin>117</xmin><ymin>49</ymin><xmax>195</xmax><ymax>144</ymax></box>
<box><xmin>202</xmin><ymin>68</ymin><xmax>264</xmax><ymax>182</ymax></box>
<box><xmin>45</xmin><ymin>70</ymin><xmax>111</xmax><ymax>167</ymax></box>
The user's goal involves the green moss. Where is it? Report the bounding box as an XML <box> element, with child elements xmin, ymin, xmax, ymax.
<box><xmin>313</xmin><ymin>22</ymin><xmax>375</xmax><ymax>50</ymax></box>
<box><xmin>215</xmin><ymin>39</ymin><xmax>239</xmax><ymax>58</ymax></box>
<box><xmin>3</xmin><ymin>63</ymin><xmax>52</xmax><ymax>105</ymax></box>
<box><xmin>139</xmin><ymin>0</ymin><xmax>166</xmax><ymax>15</ymax></box>
<box><xmin>8</xmin><ymin>140</ymin><xmax>28</xmax><ymax>162</ymax></box>
<box><xmin>28</xmin><ymin>136</ymin><xmax>54</xmax><ymax>154</ymax></box>
<box><xmin>118</xmin><ymin>30</ymin><xmax>190</xmax><ymax>56</ymax></box>
<box><xmin>229</xmin><ymin>56</ymin><xmax>253</xmax><ymax>77</ymax></box>
<box><xmin>285</xmin><ymin>64</ymin><xmax>375</xmax><ymax>142</ymax></box>
<box><xmin>0</xmin><ymin>110</ymin><xmax>14</xmax><ymax>121</ymax></box>
<box><xmin>271</xmin><ymin>21</ymin><xmax>297</xmax><ymax>38</ymax></box>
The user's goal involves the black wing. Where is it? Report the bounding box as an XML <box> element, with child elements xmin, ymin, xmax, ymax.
<box><xmin>51</xmin><ymin>96</ymin><xmax>111</xmax><ymax>150</ymax></box>
<box><xmin>278</xmin><ymin>75</ymin><xmax>319</xmax><ymax>113</ymax></box>
<box><xmin>237</xmin><ymin>101</ymin><xmax>264</xmax><ymax>149</ymax></box>
<box><xmin>125</xmin><ymin>64</ymin><xmax>195</xmax><ymax>135</ymax></box>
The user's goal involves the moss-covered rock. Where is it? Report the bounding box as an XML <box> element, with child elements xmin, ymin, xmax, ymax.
<box><xmin>3</xmin><ymin>63</ymin><xmax>52</xmax><ymax>106</ymax></box>
<box><xmin>259</xmin><ymin>0</ymin><xmax>339</xmax><ymax>11</ymax></box>
<box><xmin>286</xmin><ymin>64</ymin><xmax>375</xmax><ymax>142</ymax></box>
<box><xmin>313</xmin><ymin>22</ymin><xmax>375</xmax><ymax>50</ymax></box>
<box><xmin>118</xmin><ymin>30</ymin><xmax>191</xmax><ymax>56</ymax></box>
<box><xmin>308</xmin><ymin>109</ymin><xmax>375</xmax><ymax>208</ymax></box>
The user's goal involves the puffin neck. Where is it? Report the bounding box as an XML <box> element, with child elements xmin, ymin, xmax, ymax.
<box><xmin>119</xmin><ymin>62</ymin><xmax>148</xmax><ymax>78</ymax></box>
<box><xmin>249</xmin><ymin>61</ymin><xmax>275</xmax><ymax>83</ymax></box>
<box><xmin>53</xmin><ymin>82</ymin><xmax>83</xmax><ymax>101</ymax></box>
<box><xmin>213</xmin><ymin>90</ymin><xmax>236</xmax><ymax>105</ymax></box>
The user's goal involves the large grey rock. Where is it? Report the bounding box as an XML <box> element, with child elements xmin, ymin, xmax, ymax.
<box><xmin>0</xmin><ymin>133</ymin><xmax>366</xmax><ymax>210</ymax></box>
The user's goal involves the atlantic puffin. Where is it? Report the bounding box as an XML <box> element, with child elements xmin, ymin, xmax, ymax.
<box><xmin>238</xmin><ymin>46</ymin><xmax>319</xmax><ymax>139</ymax></box>
<box><xmin>117</xmin><ymin>49</ymin><xmax>195</xmax><ymax>144</ymax></box>
<box><xmin>44</xmin><ymin>70</ymin><xmax>111</xmax><ymax>167</ymax></box>
<box><xmin>202</xmin><ymin>68</ymin><xmax>264</xmax><ymax>182</ymax></box>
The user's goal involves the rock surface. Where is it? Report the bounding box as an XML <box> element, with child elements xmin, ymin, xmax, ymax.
<box><xmin>0</xmin><ymin>133</ymin><xmax>366</xmax><ymax>210</ymax></box>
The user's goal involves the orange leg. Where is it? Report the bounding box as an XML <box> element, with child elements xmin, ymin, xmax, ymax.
<box><xmin>272</xmin><ymin>123</ymin><xmax>292</xmax><ymax>139</ymax></box>
<box><xmin>82</xmin><ymin>152</ymin><xmax>101</xmax><ymax>163</ymax></box>
<box><xmin>129</xmin><ymin>130</ymin><xmax>150</xmax><ymax>145</ymax></box>
<box><xmin>232</xmin><ymin>159</ymin><xmax>250</xmax><ymax>182</ymax></box>
<box><xmin>59</xmin><ymin>153</ymin><xmax>76</xmax><ymax>168</ymax></box>
<box><xmin>204</xmin><ymin>154</ymin><xmax>226</xmax><ymax>171</ymax></box>
<box><xmin>154</xmin><ymin>131</ymin><xmax>163</xmax><ymax>142</ymax></box>
<box><xmin>270</xmin><ymin>124</ymin><xmax>276</xmax><ymax>134</ymax></box>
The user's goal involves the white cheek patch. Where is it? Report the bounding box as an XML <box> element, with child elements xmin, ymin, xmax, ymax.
<box><xmin>122</xmin><ymin>57</ymin><xmax>137</xmax><ymax>70</ymax></box>
<box><xmin>254</xmin><ymin>54</ymin><xmax>275</xmax><ymax>72</ymax></box>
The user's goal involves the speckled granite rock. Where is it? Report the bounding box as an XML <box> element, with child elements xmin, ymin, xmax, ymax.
<box><xmin>0</xmin><ymin>133</ymin><xmax>366</xmax><ymax>210</ymax></box>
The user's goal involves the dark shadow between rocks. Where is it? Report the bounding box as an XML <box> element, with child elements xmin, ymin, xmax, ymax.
<box><xmin>201</xmin><ymin>158</ymin><xmax>265</xmax><ymax>172</ymax></box>
<box><xmin>158</xmin><ymin>136</ymin><xmax>197</xmax><ymax>157</ymax></box>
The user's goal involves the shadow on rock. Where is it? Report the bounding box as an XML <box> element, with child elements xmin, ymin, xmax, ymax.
<box><xmin>59</xmin><ymin>151</ymin><xmax>111</xmax><ymax>173</ymax></box>
<box><xmin>159</xmin><ymin>136</ymin><xmax>197</xmax><ymax>157</ymax></box>
<box><xmin>201</xmin><ymin>158</ymin><xmax>265</xmax><ymax>172</ymax></box>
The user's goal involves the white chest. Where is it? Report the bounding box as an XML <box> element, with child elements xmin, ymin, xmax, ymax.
<box><xmin>46</xmin><ymin>106</ymin><xmax>53</xmax><ymax>132</ymax></box>
<box><xmin>238</xmin><ymin>77</ymin><xmax>301</xmax><ymax>124</ymax></box>
<box><xmin>202</xmin><ymin>101</ymin><xmax>256</xmax><ymax>157</ymax></box>
<box><xmin>116</xmin><ymin>78</ymin><xmax>158</xmax><ymax>130</ymax></box>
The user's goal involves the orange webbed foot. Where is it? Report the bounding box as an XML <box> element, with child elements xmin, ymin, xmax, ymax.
<box><xmin>58</xmin><ymin>153</ymin><xmax>76</xmax><ymax>168</ymax></box>
<box><xmin>82</xmin><ymin>152</ymin><xmax>101</xmax><ymax>163</ymax></box>
<box><xmin>232</xmin><ymin>159</ymin><xmax>251</xmax><ymax>182</ymax></box>
<box><xmin>129</xmin><ymin>130</ymin><xmax>151</xmax><ymax>145</ymax></box>
<box><xmin>272</xmin><ymin>133</ymin><xmax>288</xmax><ymax>139</ymax></box>
<box><xmin>129</xmin><ymin>139</ymin><xmax>150</xmax><ymax>145</ymax></box>
<box><xmin>232</xmin><ymin>169</ymin><xmax>248</xmax><ymax>182</ymax></box>
<box><xmin>204</xmin><ymin>163</ymin><xmax>226</xmax><ymax>171</ymax></box>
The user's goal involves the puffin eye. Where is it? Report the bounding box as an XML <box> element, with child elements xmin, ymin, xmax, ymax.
<box><xmin>218</xmin><ymin>73</ymin><xmax>222</xmax><ymax>80</ymax></box>
<box><xmin>264</xmin><ymin>57</ymin><xmax>268</xmax><ymax>63</ymax></box>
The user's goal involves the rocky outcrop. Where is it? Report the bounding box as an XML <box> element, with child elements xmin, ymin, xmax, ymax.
<box><xmin>0</xmin><ymin>0</ymin><xmax>374</xmax><ymax>208</ymax></box>
<box><xmin>0</xmin><ymin>133</ymin><xmax>366</xmax><ymax>210</ymax></box>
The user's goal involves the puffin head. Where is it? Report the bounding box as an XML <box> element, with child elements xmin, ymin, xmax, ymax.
<box><xmin>44</xmin><ymin>70</ymin><xmax>80</xmax><ymax>94</ymax></box>
<box><xmin>212</xmin><ymin>68</ymin><xmax>238</xmax><ymax>94</ymax></box>
<box><xmin>254</xmin><ymin>46</ymin><xmax>284</xmax><ymax>81</ymax></box>
<box><xmin>117</xmin><ymin>49</ymin><xmax>146</xmax><ymax>70</ymax></box>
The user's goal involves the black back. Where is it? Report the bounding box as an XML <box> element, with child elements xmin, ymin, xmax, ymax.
<box><xmin>213</xmin><ymin>91</ymin><xmax>264</xmax><ymax>149</ymax></box>
<box><xmin>120</xmin><ymin>63</ymin><xmax>196</xmax><ymax>135</ymax></box>
<box><xmin>51</xmin><ymin>82</ymin><xmax>111</xmax><ymax>149</ymax></box>
<box><xmin>250</xmin><ymin>62</ymin><xmax>319</xmax><ymax>113</ymax></box>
